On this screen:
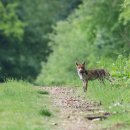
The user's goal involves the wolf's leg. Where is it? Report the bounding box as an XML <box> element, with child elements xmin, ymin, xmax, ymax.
<box><xmin>104</xmin><ymin>72</ymin><xmax>115</xmax><ymax>83</ymax></box>
<box><xmin>98</xmin><ymin>78</ymin><xmax>105</xmax><ymax>85</ymax></box>
<box><xmin>97</xmin><ymin>71</ymin><xmax>105</xmax><ymax>85</ymax></box>
<box><xmin>83</xmin><ymin>80</ymin><xmax>88</xmax><ymax>92</ymax></box>
<box><xmin>101</xmin><ymin>78</ymin><xmax>105</xmax><ymax>84</ymax></box>
<box><xmin>106</xmin><ymin>76</ymin><xmax>115</xmax><ymax>83</ymax></box>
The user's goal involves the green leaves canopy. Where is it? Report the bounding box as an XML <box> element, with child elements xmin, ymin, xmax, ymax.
<box><xmin>0</xmin><ymin>2</ymin><xmax>24</xmax><ymax>39</ymax></box>
<box><xmin>0</xmin><ymin>0</ymin><xmax>80</xmax><ymax>81</ymax></box>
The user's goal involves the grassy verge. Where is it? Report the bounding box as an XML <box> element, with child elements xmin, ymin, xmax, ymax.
<box><xmin>86</xmin><ymin>79</ymin><xmax>130</xmax><ymax>130</ymax></box>
<box><xmin>0</xmin><ymin>80</ymin><xmax>57</xmax><ymax>130</ymax></box>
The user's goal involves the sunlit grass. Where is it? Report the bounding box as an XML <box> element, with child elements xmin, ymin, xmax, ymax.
<box><xmin>87</xmin><ymin>79</ymin><xmax>130</xmax><ymax>129</ymax></box>
<box><xmin>0</xmin><ymin>80</ymin><xmax>55</xmax><ymax>130</ymax></box>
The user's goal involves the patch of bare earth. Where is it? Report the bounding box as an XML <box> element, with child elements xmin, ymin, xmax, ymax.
<box><xmin>42</xmin><ymin>87</ymin><xmax>104</xmax><ymax>130</ymax></box>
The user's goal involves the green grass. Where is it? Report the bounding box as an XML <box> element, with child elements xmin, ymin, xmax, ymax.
<box><xmin>70</xmin><ymin>76</ymin><xmax>130</xmax><ymax>129</ymax></box>
<box><xmin>39</xmin><ymin>108</ymin><xmax>52</xmax><ymax>117</ymax></box>
<box><xmin>86</xmin><ymin>79</ymin><xmax>130</xmax><ymax>129</ymax></box>
<box><xmin>0</xmin><ymin>80</ymin><xmax>57</xmax><ymax>130</ymax></box>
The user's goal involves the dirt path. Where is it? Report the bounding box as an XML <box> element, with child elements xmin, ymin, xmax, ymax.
<box><xmin>42</xmin><ymin>87</ymin><xmax>103</xmax><ymax>130</ymax></box>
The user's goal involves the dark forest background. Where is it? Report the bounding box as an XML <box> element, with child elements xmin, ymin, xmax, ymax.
<box><xmin>0</xmin><ymin>0</ymin><xmax>81</xmax><ymax>81</ymax></box>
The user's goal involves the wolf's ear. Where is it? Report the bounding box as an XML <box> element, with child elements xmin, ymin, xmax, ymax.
<box><xmin>75</xmin><ymin>62</ymin><xmax>78</xmax><ymax>66</ymax></box>
<box><xmin>82</xmin><ymin>61</ymin><xmax>85</xmax><ymax>65</ymax></box>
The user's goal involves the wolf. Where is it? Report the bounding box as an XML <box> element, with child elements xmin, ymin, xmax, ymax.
<box><xmin>76</xmin><ymin>62</ymin><xmax>112</xmax><ymax>92</ymax></box>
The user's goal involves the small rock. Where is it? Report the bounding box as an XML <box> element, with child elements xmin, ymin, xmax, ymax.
<box><xmin>92</xmin><ymin>118</ymin><xmax>100</xmax><ymax>122</ymax></box>
<box><xmin>52</xmin><ymin>123</ymin><xmax>58</xmax><ymax>126</ymax></box>
<box><xmin>67</xmin><ymin>115</ymin><xmax>70</xmax><ymax>118</ymax></box>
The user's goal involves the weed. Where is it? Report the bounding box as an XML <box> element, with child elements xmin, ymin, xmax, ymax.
<box><xmin>37</xmin><ymin>90</ymin><xmax>49</xmax><ymax>95</ymax></box>
<box><xmin>39</xmin><ymin>108</ymin><xmax>52</xmax><ymax>117</ymax></box>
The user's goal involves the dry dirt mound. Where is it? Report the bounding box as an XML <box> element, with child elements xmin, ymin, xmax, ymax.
<box><xmin>42</xmin><ymin>87</ymin><xmax>104</xmax><ymax>130</ymax></box>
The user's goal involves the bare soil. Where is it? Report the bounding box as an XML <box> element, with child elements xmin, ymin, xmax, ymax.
<box><xmin>41</xmin><ymin>87</ymin><xmax>105</xmax><ymax>130</ymax></box>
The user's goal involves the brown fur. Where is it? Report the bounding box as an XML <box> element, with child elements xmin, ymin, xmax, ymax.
<box><xmin>76</xmin><ymin>62</ymin><xmax>112</xmax><ymax>92</ymax></box>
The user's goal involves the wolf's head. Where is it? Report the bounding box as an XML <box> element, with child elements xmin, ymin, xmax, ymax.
<box><xmin>76</xmin><ymin>62</ymin><xmax>86</xmax><ymax>74</ymax></box>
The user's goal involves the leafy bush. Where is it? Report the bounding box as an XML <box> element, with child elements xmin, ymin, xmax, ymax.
<box><xmin>0</xmin><ymin>0</ymin><xmax>81</xmax><ymax>82</ymax></box>
<box><xmin>0</xmin><ymin>2</ymin><xmax>25</xmax><ymax>39</ymax></box>
<box><xmin>120</xmin><ymin>0</ymin><xmax>130</xmax><ymax>24</ymax></box>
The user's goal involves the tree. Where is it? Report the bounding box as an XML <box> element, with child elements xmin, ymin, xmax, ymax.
<box><xmin>0</xmin><ymin>1</ymin><xmax>25</xmax><ymax>81</ymax></box>
<box><xmin>0</xmin><ymin>0</ymin><xmax>81</xmax><ymax>81</ymax></box>
<box><xmin>16</xmin><ymin>0</ymin><xmax>82</xmax><ymax>81</ymax></box>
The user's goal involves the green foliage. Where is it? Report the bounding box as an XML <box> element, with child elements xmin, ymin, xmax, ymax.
<box><xmin>0</xmin><ymin>0</ymin><xmax>80</xmax><ymax>81</ymax></box>
<box><xmin>0</xmin><ymin>2</ymin><xmax>25</xmax><ymax>39</ymax></box>
<box><xmin>39</xmin><ymin>108</ymin><xmax>52</xmax><ymax>117</ymax></box>
<box><xmin>17</xmin><ymin>0</ymin><xmax>81</xmax><ymax>81</ymax></box>
<box><xmin>108</xmin><ymin>56</ymin><xmax>130</xmax><ymax>79</ymax></box>
<box><xmin>120</xmin><ymin>0</ymin><xmax>130</xmax><ymax>24</ymax></box>
<box><xmin>36</xmin><ymin>0</ymin><xmax>130</xmax><ymax>86</ymax></box>
<box><xmin>90</xmin><ymin>55</ymin><xmax>130</xmax><ymax>79</ymax></box>
<box><xmin>0</xmin><ymin>1</ymin><xmax>25</xmax><ymax>81</ymax></box>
